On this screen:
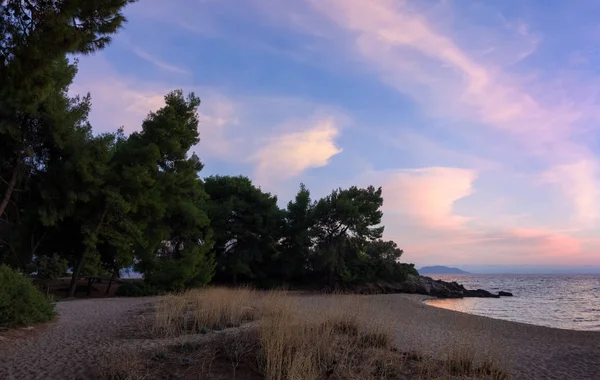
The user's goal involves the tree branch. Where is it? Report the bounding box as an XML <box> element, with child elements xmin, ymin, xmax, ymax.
<box><xmin>0</xmin><ymin>157</ymin><xmax>22</xmax><ymax>219</ymax></box>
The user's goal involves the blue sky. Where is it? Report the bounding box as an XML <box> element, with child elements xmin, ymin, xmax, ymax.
<box><xmin>71</xmin><ymin>0</ymin><xmax>600</xmax><ymax>272</ymax></box>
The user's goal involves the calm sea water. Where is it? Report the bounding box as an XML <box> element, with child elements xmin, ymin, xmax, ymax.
<box><xmin>424</xmin><ymin>274</ymin><xmax>600</xmax><ymax>331</ymax></box>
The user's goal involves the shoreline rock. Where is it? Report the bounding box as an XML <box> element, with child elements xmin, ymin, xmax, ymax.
<box><xmin>349</xmin><ymin>274</ymin><xmax>513</xmax><ymax>298</ymax></box>
<box><xmin>409</xmin><ymin>275</ymin><xmax>514</xmax><ymax>298</ymax></box>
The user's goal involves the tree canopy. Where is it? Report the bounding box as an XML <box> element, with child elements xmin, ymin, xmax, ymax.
<box><xmin>0</xmin><ymin>0</ymin><xmax>417</xmax><ymax>296</ymax></box>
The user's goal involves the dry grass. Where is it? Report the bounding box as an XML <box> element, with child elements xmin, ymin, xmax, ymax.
<box><xmin>104</xmin><ymin>288</ymin><xmax>509</xmax><ymax>380</ymax></box>
<box><xmin>257</xmin><ymin>292</ymin><xmax>396</xmax><ymax>380</ymax></box>
<box><xmin>152</xmin><ymin>287</ymin><xmax>259</xmax><ymax>337</ymax></box>
<box><xmin>95</xmin><ymin>347</ymin><xmax>149</xmax><ymax>380</ymax></box>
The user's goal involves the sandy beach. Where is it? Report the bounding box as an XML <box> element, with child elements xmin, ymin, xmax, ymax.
<box><xmin>1</xmin><ymin>294</ymin><xmax>598</xmax><ymax>380</ymax></box>
<box><xmin>302</xmin><ymin>294</ymin><xmax>600</xmax><ymax>380</ymax></box>
<box><xmin>0</xmin><ymin>298</ymin><xmax>157</xmax><ymax>380</ymax></box>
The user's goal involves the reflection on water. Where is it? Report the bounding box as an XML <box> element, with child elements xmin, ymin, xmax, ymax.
<box><xmin>424</xmin><ymin>274</ymin><xmax>600</xmax><ymax>331</ymax></box>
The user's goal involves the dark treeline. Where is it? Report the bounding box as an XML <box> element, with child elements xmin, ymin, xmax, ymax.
<box><xmin>0</xmin><ymin>0</ymin><xmax>416</xmax><ymax>296</ymax></box>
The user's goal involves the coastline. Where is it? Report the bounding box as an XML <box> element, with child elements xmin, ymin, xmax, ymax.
<box><xmin>422</xmin><ymin>296</ymin><xmax>600</xmax><ymax>332</ymax></box>
<box><xmin>295</xmin><ymin>293</ymin><xmax>600</xmax><ymax>380</ymax></box>
<box><xmin>365</xmin><ymin>294</ymin><xmax>600</xmax><ymax>380</ymax></box>
<box><xmin>1</xmin><ymin>293</ymin><xmax>599</xmax><ymax>380</ymax></box>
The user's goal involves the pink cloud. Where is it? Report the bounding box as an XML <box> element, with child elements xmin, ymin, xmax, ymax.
<box><xmin>542</xmin><ymin>160</ymin><xmax>600</xmax><ymax>228</ymax></box>
<box><xmin>300</xmin><ymin>0</ymin><xmax>600</xmax><ymax>229</ymax></box>
<box><xmin>251</xmin><ymin>118</ymin><xmax>343</xmax><ymax>184</ymax></box>
<box><xmin>378</xmin><ymin>167</ymin><xmax>477</xmax><ymax>231</ymax></box>
<box><xmin>510</xmin><ymin>228</ymin><xmax>583</xmax><ymax>258</ymax></box>
<box><xmin>69</xmin><ymin>55</ymin><xmax>168</xmax><ymax>133</ymax></box>
<box><xmin>397</xmin><ymin>225</ymin><xmax>589</xmax><ymax>266</ymax></box>
<box><xmin>355</xmin><ymin>165</ymin><xmax>598</xmax><ymax>266</ymax></box>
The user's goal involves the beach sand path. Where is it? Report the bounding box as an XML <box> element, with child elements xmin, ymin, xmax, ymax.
<box><xmin>0</xmin><ymin>297</ymin><xmax>155</xmax><ymax>380</ymax></box>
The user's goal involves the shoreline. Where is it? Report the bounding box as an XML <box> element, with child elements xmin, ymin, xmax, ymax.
<box><xmin>1</xmin><ymin>293</ymin><xmax>599</xmax><ymax>380</ymax></box>
<box><xmin>422</xmin><ymin>296</ymin><xmax>600</xmax><ymax>333</ymax></box>
<box><xmin>296</xmin><ymin>293</ymin><xmax>600</xmax><ymax>379</ymax></box>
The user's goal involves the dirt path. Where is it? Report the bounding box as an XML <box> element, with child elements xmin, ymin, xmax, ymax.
<box><xmin>0</xmin><ymin>298</ymin><xmax>155</xmax><ymax>380</ymax></box>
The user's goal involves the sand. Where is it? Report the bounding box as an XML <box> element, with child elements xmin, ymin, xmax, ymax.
<box><xmin>1</xmin><ymin>294</ymin><xmax>599</xmax><ymax>380</ymax></box>
<box><xmin>0</xmin><ymin>297</ymin><xmax>156</xmax><ymax>380</ymax></box>
<box><xmin>303</xmin><ymin>294</ymin><xmax>600</xmax><ymax>380</ymax></box>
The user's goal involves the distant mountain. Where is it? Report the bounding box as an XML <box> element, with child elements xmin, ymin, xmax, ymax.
<box><xmin>418</xmin><ymin>266</ymin><xmax>470</xmax><ymax>274</ymax></box>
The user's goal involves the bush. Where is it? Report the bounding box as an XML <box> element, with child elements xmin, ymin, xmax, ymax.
<box><xmin>142</xmin><ymin>248</ymin><xmax>215</xmax><ymax>292</ymax></box>
<box><xmin>0</xmin><ymin>265</ymin><xmax>56</xmax><ymax>328</ymax></box>
<box><xmin>115</xmin><ymin>281</ymin><xmax>161</xmax><ymax>297</ymax></box>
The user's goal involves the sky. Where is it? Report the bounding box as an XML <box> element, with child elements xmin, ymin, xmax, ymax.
<box><xmin>70</xmin><ymin>0</ymin><xmax>600</xmax><ymax>273</ymax></box>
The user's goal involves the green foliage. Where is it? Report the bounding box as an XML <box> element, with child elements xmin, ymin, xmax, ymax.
<box><xmin>0</xmin><ymin>0</ymin><xmax>417</xmax><ymax>297</ymax></box>
<box><xmin>204</xmin><ymin>175</ymin><xmax>283</xmax><ymax>285</ymax></box>
<box><xmin>1</xmin><ymin>0</ymin><xmax>137</xmax><ymax>122</ymax></box>
<box><xmin>30</xmin><ymin>253</ymin><xmax>68</xmax><ymax>281</ymax></box>
<box><xmin>277</xmin><ymin>184</ymin><xmax>314</xmax><ymax>282</ymax></box>
<box><xmin>27</xmin><ymin>253</ymin><xmax>69</xmax><ymax>295</ymax></box>
<box><xmin>308</xmin><ymin>186</ymin><xmax>385</xmax><ymax>286</ymax></box>
<box><xmin>204</xmin><ymin>180</ymin><xmax>415</xmax><ymax>290</ymax></box>
<box><xmin>0</xmin><ymin>265</ymin><xmax>55</xmax><ymax>328</ymax></box>
<box><xmin>0</xmin><ymin>0</ymin><xmax>138</xmax><ymax>295</ymax></box>
<box><xmin>134</xmin><ymin>91</ymin><xmax>215</xmax><ymax>291</ymax></box>
<box><xmin>114</xmin><ymin>281</ymin><xmax>161</xmax><ymax>297</ymax></box>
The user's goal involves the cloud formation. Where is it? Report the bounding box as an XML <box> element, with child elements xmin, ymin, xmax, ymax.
<box><xmin>132</xmin><ymin>47</ymin><xmax>190</xmax><ymax>75</ymax></box>
<box><xmin>297</xmin><ymin>0</ymin><xmax>600</xmax><ymax>230</ymax></box>
<box><xmin>377</xmin><ymin>167</ymin><xmax>477</xmax><ymax>231</ymax></box>
<box><xmin>543</xmin><ymin>160</ymin><xmax>600</xmax><ymax>228</ymax></box>
<box><xmin>251</xmin><ymin>118</ymin><xmax>342</xmax><ymax>184</ymax></box>
<box><xmin>71</xmin><ymin>54</ymin><xmax>344</xmax><ymax>188</ymax></box>
<box><xmin>70</xmin><ymin>0</ymin><xmax>600</xmax><ymax>269</ymax></box>
<box><xmin>70</xmin><ymin>67</ymin><xmax>166</xmax><ymax>133</ymax></box>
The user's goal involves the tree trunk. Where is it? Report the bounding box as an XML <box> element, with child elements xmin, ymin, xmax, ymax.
<box><xmin>67</xmin><ymin>204</ymin><xmax>109</xmax><ymax>298</ymax></box>
<box><xmin>68</xmin><ymin>255</ymin><xmax>85</xmax><ymax>298</ymax></box>
<box><xmin>0</xmin><ymin>159</ymin><xmax>21</xmax><ymax>220</ymax></box>
<box><xmin>105</xmin><ymin>269</ymin><xmax>117</xmax><ymax>295</ymax></box>
<box><xmin>87</xmin><ymin>277</ymin><xmax>94</xmax><ymax>296</ymax></box>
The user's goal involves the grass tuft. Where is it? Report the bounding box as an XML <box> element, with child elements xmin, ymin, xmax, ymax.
<box><xmin>152</xmin><ymin>287</ymin><xmax>258</xmax><ymax>337</ymax></box>
<box><xmin>106</xmin><ymin>288</ymin><xmax>509</xmax><ymax>380</ymax></box>
<box><xmin>95</xmin><ymin>348</ymin><xmax>148</xmax><ymax>380</ymax></box>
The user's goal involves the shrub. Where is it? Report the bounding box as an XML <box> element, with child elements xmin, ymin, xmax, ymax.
<box><xmin>28</xmin><ymin>254</ymin><xmax>69</xmax><ymax>296</ymax></box>
<box><xmin>115</xmin><ymin>281</ymin><xmax>161</xmax><ymax>297</ymax></box>
<box><xmin>0</xmin><ymin>265</ymin><xmax>56</xmax><ymax>328</ymax></box>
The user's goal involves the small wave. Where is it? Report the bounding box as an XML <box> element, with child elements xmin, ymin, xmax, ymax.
<box><xmin>428</xmin><ymin>273</ymin><xmax>600</xmax><ymax>331</ymax></box>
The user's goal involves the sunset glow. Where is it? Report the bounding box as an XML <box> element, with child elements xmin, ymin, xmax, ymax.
<box><xmin>72</xmin><ymin>0</ymin><xmax>600</xmax><ymax>271</ymax></box>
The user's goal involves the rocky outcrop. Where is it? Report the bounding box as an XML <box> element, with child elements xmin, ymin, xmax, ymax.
<box><xmin>353</xmin><ymin>275</ymin><xmax>512</xmax><ymax>298</ymax></box>
<box><xmin>463</xmin><ymin>289</ymin><xmax>500</xmax><ymax>298</ymax></box>
<box><xmin>350</xmin><ymin>275</ymin><xmax>513</xmax><ymax>299</ymax></box>
<box><xmin>407</xmin><ymin>275</ymin><xmax>514</xmax><ymax>298</ymax></box>
<box><xmin>498</xmin><ymin>291</ymin><xmax>513</xmax><ymax>297</ymax></box>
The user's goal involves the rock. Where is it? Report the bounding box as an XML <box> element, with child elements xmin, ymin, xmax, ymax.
<box><xmin>402</xmin><ymin>274</ymin><xmax>421</xmax><ymax>294</ymax></box>
<box><xmin>498</xmin><ymin>291</ymin><xmax>513</xmax><ymax>297</ymax></box>
<box><xmin>463</xmin><ymin>289</ymin><xmax>500</xmax><ymax>298</ymax></box>
<box><xmin>403</xmin><ymin>275</ymin><xmax>506</xmax><ymax>299</ymax></box>
<box><xmin>345</xmin><ymin>274</ymin><xmax>511</xmax><ymax>299</ymax></box>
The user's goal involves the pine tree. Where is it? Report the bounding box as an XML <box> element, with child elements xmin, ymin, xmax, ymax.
<box><xmin>134</xmin><ymin>91</ymin><xmax>215</xmax><ymax>291</ymax></box>
<box><xmin>0</xmin><ymin>0</ymin><xmax>136</xmax><ymax>220</ymax></box>
<box><xmin>205</xmin><ymin>175</ymin><xmax>283</xmax><ymax>286</ymax></box>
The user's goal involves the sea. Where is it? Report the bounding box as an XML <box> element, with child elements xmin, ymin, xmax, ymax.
<box><xmin>424</xmin><ymin>274</ymin><xmax>600</xmax><ymax>331</ymax></box>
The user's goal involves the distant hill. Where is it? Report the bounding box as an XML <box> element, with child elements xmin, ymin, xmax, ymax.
<box><xmin>418</xmin><ymin>266</ymin><xmax>470</xmax><ymax>274</ymax></box>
